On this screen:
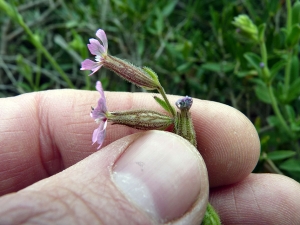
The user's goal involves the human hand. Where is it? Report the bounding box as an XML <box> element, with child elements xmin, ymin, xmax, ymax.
<box><xmin>0</xmin><ymin>90</ymin><xmax>299</xmax><ymax>224</ymax></box>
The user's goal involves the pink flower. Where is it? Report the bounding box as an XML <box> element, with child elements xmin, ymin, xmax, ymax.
<box><xmin>90</xmin><ymin>81</ymin><xmax>108</xmax><ymax>149</ymax></box>
<box><xmin>81</xmin><ymin>29</ymin><xmax>108</xmax><ymax>75</ymax></box>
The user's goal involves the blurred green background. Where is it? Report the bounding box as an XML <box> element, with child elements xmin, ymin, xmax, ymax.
<box><xmin>1</xmin><ymin>0</ymin><xmax>300</xmax><ymax>181</ymax></box>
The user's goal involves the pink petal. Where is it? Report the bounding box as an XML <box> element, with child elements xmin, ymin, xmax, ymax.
<box><xmin>81</xmin><ymin>59</ymin><xmax>98</xmax><ymax>70</ymax></box>
<box><xmin>93</xmin><ymin>81</ymin><xmax>107</xmax><ymax>113</ymax></box>
<box><xmin>80</xmin><ymin>59</ymin><xmax>102</xmax><ymax>75</ymax></box>
<box><xmin>88</xmin><ymin>38</ymin><xmax>106</xmax><ymax>55</ymax></box>
<box><xmin>92</xmin><ymin>120</ymin><xmax>107</xmax><ymax>149</ymax></box>
<box><xmin>96</xmin><ymin>29</ymin><xmax>108</xmax><ymax>52</ymax></box>
<box><xmin>96</xmin><ymin>81</ymin><xmax>105</xmax><ymax>98</ymax></box>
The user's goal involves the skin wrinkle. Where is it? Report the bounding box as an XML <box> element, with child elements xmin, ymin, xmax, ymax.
<box><xmin>61</xmin><ymin>157</ymin><xmax>150</xmax><ymax>225</ymax></box>
<box><xmin>57</xmin><ymin>186</ymin><xmax>104</xmax><ymax>225</ymax></box>
<box><xmin>209</xmin><ymin>174</ymin><xmax>300</xmax><ymax>224</ymax></box>
<box><xmin>231</xmin><ymin>187</ymin><xmax>240</xmax><ymax>222</ymax></box>
<box><xmin>248</xmin><ymin>182</ymin><xmax>265</xmax><ymax>224</ymax></box>
<box><xmin>36</xmin><ymin>92</ymin><xmax>63</xmax><ymax>176</ymax></box>
<box><xmin>0</xmin><ymin>192</ymin><xmax>67</xmax><ymax>225</ymax></box>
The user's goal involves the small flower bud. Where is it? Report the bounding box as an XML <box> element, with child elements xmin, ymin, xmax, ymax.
<box><xmin>174</xmin><ymin>96</ymin><xmax>197</xmax><ymax>147</ymax></box>
<box><xmin>232</xmin><ymin>14</ymin><xmax>258</xmax><ymax>42</ymax></box>
<box><xmin>175</xmin><ymin>96</ymin><xmax>193</xmax><ymax>110</ymax></box>
<box><xmin>259</xmin><ymin>62</ymin><xmax>265</xmax><ymax>68</ymax></box>
<box><xmin>108</xmin><ymin>110</ymin><xmax>173</xmax><ymax>130</ymax></box>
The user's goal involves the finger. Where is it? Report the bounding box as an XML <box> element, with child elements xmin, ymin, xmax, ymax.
<box><xmin>0</xmin><ymin>131</ymin><xmax>209</xmax><ymax>225</ymax></box>
<box><xmin>0</xmin><ymin>90</ymin><xmax>259</xmax><ymax>195</ymax></box>
<box><xmin>107</xmin><ymin>92</ymin><xmax>260</xmax><ymax>187</ymax></box>
<box><xmin>209</xmin><ymin>173</ymin><xmax>300</xmax><ymax>224</ymax></box>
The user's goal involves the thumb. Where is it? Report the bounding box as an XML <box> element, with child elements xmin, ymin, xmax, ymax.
<box><xmin>0</xmin><ymin>130</ymin><xmax>209</xmax><ymax>225</ymax></box>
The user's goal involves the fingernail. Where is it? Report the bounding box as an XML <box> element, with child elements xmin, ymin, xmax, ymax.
<box><xmin>112</xmin><ymin>130</ymin><xmax>208</xmax><ymax>223</ymax></box>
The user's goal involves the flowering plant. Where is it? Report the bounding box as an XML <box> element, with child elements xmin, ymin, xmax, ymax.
<box><xmin>81</xmin><ymin>29</ymin><xmax>220</xmax><ymax>224</ymax></box>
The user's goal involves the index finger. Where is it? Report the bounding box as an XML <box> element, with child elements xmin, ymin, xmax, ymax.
<box><xmin>0</xmin><ymin>89</ymin><xmax>260</xmax><ymax>195</ymax></box>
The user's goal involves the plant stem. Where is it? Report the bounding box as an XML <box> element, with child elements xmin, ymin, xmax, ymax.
<box><xmin>260</xmin><ymin>41</ymin><xmax>268</xmax><ymax>65</ymax></box>
<box><xmin>286</xmin><ymin>0</ymin><xmax>292</xmax><ymax>34</ymax></box>
<box><xmin>157</xmin><ymin>86</ymin><xmax>176</xmax><ymax>117</ymax></box>
<box><xmin>259</xmin><ymin>40</ymin><xmax>271</xmax><ymax>79</ymax></box>
<box><xmin>0</xmin><ymin>0</ymin><xmax>75</xmax><ymax>88</ymax></box>
<box><xmin>267</xmin><ymin>84</ymin><xmax>293</xmax><ymax>138</ymax></box>
<box><xmin>283</xmin><ymin>49</ymin><xmax>293</xmax><ymax>100</ymax></box>
<box><xmin>262</xmin><ymin>153</ymin><xmax>283</xmax><ymax>174</ymax></box>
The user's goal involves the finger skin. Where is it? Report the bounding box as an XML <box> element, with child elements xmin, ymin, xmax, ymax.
<box><xmin>209</xmin><ymin>173</ymin><xmax>300</xmax><ymax>225</ymax></box>
<box><xmin>0</xmin><ymin>90</ymin><xmax>260</xmax><ymax>195</ymax></box>
<box><xmin>0</xmin><ymin>134</ymin><xmax>153</xmax><ymax>225</ymax></box>
<box><xmin>0</xmin><ymin>131</ymin><xmax>209</xmax><ymax>225</ymax></box>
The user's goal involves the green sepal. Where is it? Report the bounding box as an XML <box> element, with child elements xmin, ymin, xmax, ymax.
<box><xmin>175</xmin><ymin>110</ymin><xmax>197</xmax><ymax>147</ymax></box>
<box><xmin>143</xmin><ymin>66</ymin><xmax>159</xmax><ymax>83</ymax></box>
<box><xmin>153</xmin><ymin>96</ymin><xmax>172</xmax><ymax>114</ymax></box>
<box><xmin>201</xmin><ymin>202</ymin><xmax>222</xmax><ymax>225</ymax></box>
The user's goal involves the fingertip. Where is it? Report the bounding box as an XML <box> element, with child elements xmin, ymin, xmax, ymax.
<box><xmin>111</xmin><ymin>130</ymin><xmax>209</xmax><ymax>224</ymax></box>
<box><xmin>210</xmin><ymin>173</ymin><xmax>300</xmax><ymax>224</ymax></box>
<box><xmin>192</xmin><ymin>100</ymin><xmax>260</xmax><ymax>187</ymax></box>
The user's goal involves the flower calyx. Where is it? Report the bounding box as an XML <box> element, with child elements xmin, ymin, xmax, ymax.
<box><xmin>108</xmin><ymin>110</ymin><xmax>173</xmax><ymax>130</ymax></box>
<box><xmin>174</xmin><ymin>96</ymin><xmax>197</xmax><ymax>147</ymax></box>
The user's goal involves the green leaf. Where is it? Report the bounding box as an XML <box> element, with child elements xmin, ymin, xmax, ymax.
<box><xmin>258</xmin><ymin>23</ymin><xmax>266</xmax><ymax>42</ymax></box>
<box><xmin>267</xmin><ymin>150</ymin><xmax>296</xmax><ymax>161</ymax></box>
<box><xmin>254</xmin><ymin>83</ymin><xmax>271</xmax><ymax>104</ymax></box>
<box><xmin>153</xmin><ymin>96</ymin><xmax>171</xmax><ymax>113</ymax></box>
<box><xmin>270</xmin><ymin>60</ymin><xmax>286</xmax><ymax>80</ymax></box>
<box><xmin>17</xmin><ymin>82</ymin><xmax>33</xmax><ymax>93</ymax></box>
<box><xmin>285</xmin><ymin>105</ymin><xmax>296</xmax><ymax>122</ymax></box>
<box><xmin>287</xmin><ymin>77</ymin><xmax>300</xmax><ymax>102</ymax></box>
<box><xmin>244</xmin><ymin>52</ymin><xmax>262</xmax><ymax>72</ymax></box>
<box><xmin>201</xmin><ymin>62</ymin><xmax>234</xmax><ymax>73</ymax></box>
<box><xmin>16</xmin><ymin>54</ymin><xmax>33</xmax><ymax>85</ymax></box>
<box><xmin>280</xmin><ymin>159</ymin><xmax>300</xmax><ymax>172</ymax></box>
<box><xmin>155</xmin><ymin>7</ymin><xmax>164</xmax><ymax>35</ymax></box>
<box><xmin>292</xmin><ymin>1</ymin><xmax>300</xmax><ymax>25</ymax></box>
<box><xmin>286</xmin><ymin>24</ymin><xmax>300</xmax><ymax>47</ymax></box>
<box><xmin>162</xmin><ymin>0</ymin><xmax>178</xmax><ymax>17</ymax></box>
<box><xmin>177</xmin><ymin>62</ymin><xmax>193</xmax><ymax>73</ymax></box>
<box><xmin>39</xmin><ymin>82</ymin><xmax>52</xmax><ymax>91</ymax></box>
<box><xmin>267</xmin><ymin>115</ymin><xmax>281</xmax><ymax>127</ymax></box>
<box><xmin>291</xmin><ymin>122</ymin><xmax>300</xmax><ymax>132</ymax></box>
<box><xmin>236</xmin><ymin>70</ymin><xmax>258</xmax><ymax>78</ymax></box>
<box><xmin>290</xmin><ymin>55</ymin><xmax>299</xmax><ymax>83</ymax></box>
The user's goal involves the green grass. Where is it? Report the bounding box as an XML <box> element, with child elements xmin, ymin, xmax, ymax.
<box><xmin>1</xmin><ymin>0</ymin><xmax>300</xmax><ymax>181</ymax></box>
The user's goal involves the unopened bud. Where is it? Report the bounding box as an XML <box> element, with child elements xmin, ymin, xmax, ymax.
<box><xmin>232</xmin><ymin>14</ymin><xmax>258</xmax><ymax>42</ymax></box>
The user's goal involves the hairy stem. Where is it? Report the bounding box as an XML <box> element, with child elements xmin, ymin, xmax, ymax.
<box><xmin>157</xmin><ymin>86</ymin><xmax>176</xmax><ymax>117</ymax></box>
